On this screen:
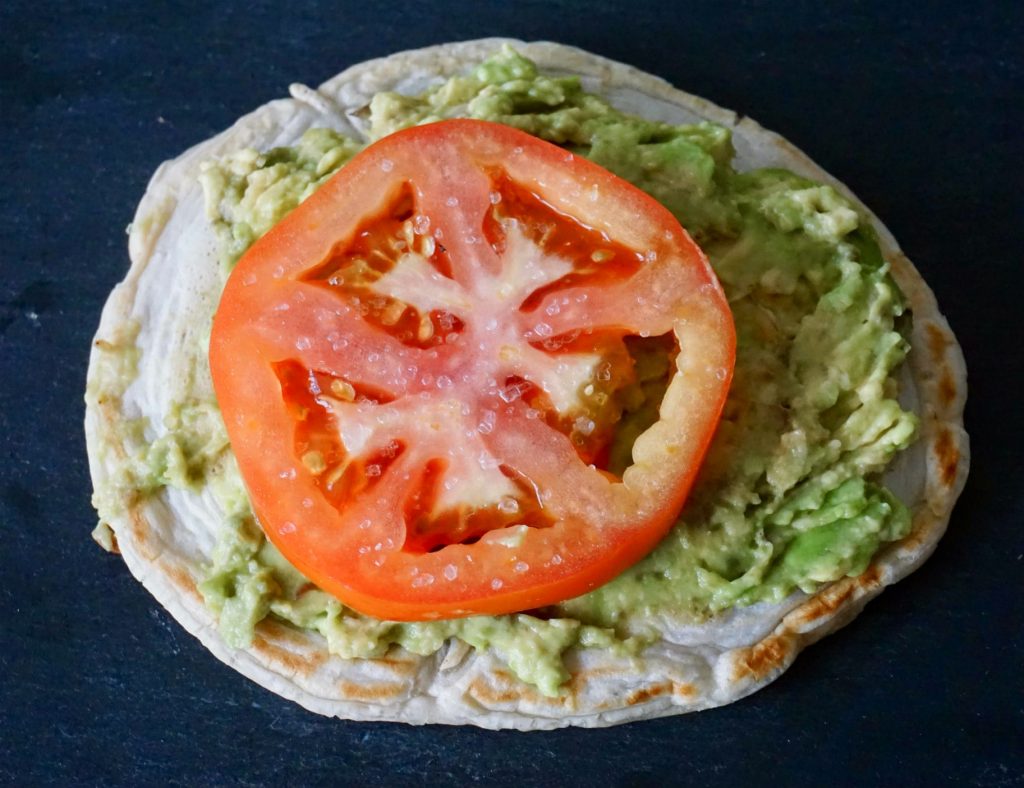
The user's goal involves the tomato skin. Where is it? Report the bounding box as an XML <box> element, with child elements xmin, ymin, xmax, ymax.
<box><xmin>210</xmin><ymin>119</ymin><xmax>735</xmax><ymax>621</ymax></box>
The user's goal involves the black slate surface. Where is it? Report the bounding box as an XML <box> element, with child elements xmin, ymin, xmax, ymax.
<box><xmin>2</xmin><ymin>1</ymin><xmax>1022</xmax><ymax>785</ymax></box>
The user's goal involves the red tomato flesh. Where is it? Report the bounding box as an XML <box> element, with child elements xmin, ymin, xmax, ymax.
<box><xmin>209</xmin><ymin>119</ymin><xmax>735</xmax><ymax>620</ymax></box>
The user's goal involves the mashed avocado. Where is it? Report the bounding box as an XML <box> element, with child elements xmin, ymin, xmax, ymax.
<box><xmin>100</xmin><ymin>47</ymin><xmax>917</xmax><ymax>696</ymax></box>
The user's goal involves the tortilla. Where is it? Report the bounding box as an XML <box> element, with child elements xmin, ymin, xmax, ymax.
<box><xmin>84</xmin><ymin>38</ymin><xmax>969</xmax><ymax>729</ymax></box>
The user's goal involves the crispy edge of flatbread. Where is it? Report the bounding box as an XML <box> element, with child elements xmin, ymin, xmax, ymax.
<box><xmin>84</xmin><ymin>38</ymin><xmax>969</xmax><ymax>730</ymax></box>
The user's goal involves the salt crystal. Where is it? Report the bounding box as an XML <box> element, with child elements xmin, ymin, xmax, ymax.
<box><xmin>477</xmin><ymin>410</ymin><xmax>496</xmax><ymax>434</ymax></box>
<box><xmin>574</xmin><ymin>416</ymin><xmax>596</xmax><ymax>436</ymax></box>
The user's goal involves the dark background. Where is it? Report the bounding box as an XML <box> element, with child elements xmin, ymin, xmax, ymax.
<box><xmin>2</xmin><ymin>1</ymin><xmax>1022</xmax><ymax>785</ymax></box>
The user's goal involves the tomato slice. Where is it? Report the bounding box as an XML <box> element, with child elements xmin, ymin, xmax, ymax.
<box><xmin>209</xmin><ymin>119</ymin><xmax>735</xmax><ymax>621</ymax></box>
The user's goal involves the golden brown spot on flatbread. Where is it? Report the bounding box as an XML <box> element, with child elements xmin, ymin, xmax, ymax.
<box><xmin>934</xmin><ymin>427</ymin><xmax>960</xmax><ymax>488</ymax></box>
<box><xmin>926</xmin><ymin>323</ymin><xmax>950</xmax><ymax>363</ymax></box>
<box><xmin>770</xmin><ymin>135</ymin><xmax>811</xmax><ymax>170</ymax></box>
<box><xmin>732</xmin><ymin>634</ymin><xmax>794</xmax><ymax>683</ymax></box>
<box><xmin>796</xmin><ymin>565</ymin><xmax>885</xmax><ymax>627</ymax></box>
<box><xmin>567</xmin><ymin>667</ymin><xmax>615</xmax><ymax>693</ymax></box>
<box><xmin>252</xmin><ymin>631</ymin><xmax>327</xmax><ymax>676</ymax></box>
<box><xmin>259</xmin><ymin>618</ymin><xmax>318</xmax><ymax>648</ymax></box>
<box><xmin>376</xmin><ymin>654</ymin><xmax>418</xmax><ymax>667</ymax></box>
<box><xmin>938</xmin><ymin>370</ymin><xmax>957</xmax><ymax>409</ymax></box>
<box><xmin>127</xmin><ymin>508</ymin><xmax>158</xmax><ymax>561</ymax></box>
<box><xmin>795</xmin><ymin>582</ymin><xmax>856</xmax><ymax>626</ymax></box>
<box><xmin>164</xmin><ymin>563</ymin><xmax>201</xmax><ymax>602</ymax></box>
<box><xmin>467</xmin><ymin>676</ymin><xmax>533</xmax><ymax>706</ymax></box>
<box><xmin>467</xmin><ymin>671</ymin><xmax>578</xmax><ymax>710</ymax></box>
<box><xmin>103</xmin><ymin>526</ymin><xmax>121</xmax><ymax>554</ymax></box>
<box><xmin>673</xmin><ymin>682</ymin><xmax>697</xmax><ymax>700</ymax></box>
<box><xmin>99</xmin><ymin>400</ymin><xmax>121</xmax><ymax>427</ymax></box>
<box><xmin>901</xmin><ymin>507</ymin><xmax>935</xmax><ymax>550</ymax></box>
<box><xmin>857</xmin><ymin>563</ymin><xmax>883</xmax><ymax>589</ymax></box>
<box><xmin>336</xmin><ymin>679</ymin><xmax>406</xmax><ymax>702</ymax></box>
<box><xmin>372</xmin><ymin>655</ymin><xmax>419</xmax><ymax>678</ymax></box>
<box><xmin>625</xmin><ymin>682</ymin><xmax>671</xmax><ymax>706</ymax></box>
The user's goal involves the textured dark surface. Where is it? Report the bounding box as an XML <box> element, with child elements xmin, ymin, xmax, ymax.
<box><xmin>2</xmin><ymin>1</ymin><xmax>1022</xmax><ymax>785</ymax></box>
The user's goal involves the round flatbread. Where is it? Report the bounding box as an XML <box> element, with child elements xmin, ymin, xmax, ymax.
<box><xmin>85</xmin><ymin>38</ymin><xmax>969</xmax><ymax>729</ymax></box>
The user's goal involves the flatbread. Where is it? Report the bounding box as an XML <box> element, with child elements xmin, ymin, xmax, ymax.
<box><xmin>84</xmin><ymin>38</ymin><xmax>969</xmax><ymax>729</ymax></box>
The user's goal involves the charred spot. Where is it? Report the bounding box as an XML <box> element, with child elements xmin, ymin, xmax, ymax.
<box><xmin>925</xmin><ymin>322</ymin><xmax>950</xmax><ymax>363</ymax></box>
<box><xmin>164</xmin><ymin>564</ymin><xmax>201</xmax><ymax>602</ymax></box>
<box><xmin>335</xmin><ymin>679</ymin><xmax>407</xmax><ymax>702</ymax></box>
<box><xmin>934</xmin><ymin>427</ymin><xmax>961</xmax><ymax>488</ymax></box>
<box><xmin>467</xmin><ymin>678</ymin><xmax>526</xmax><ymax>706</ymax></box>
<box><xmin>938</xmin><ymin>370</ymin><xmax>957</xmax><ymax>409</ymax></box>
<box><xmin>795</xmin><ymin>581</ymin><xmax>856</xmax><ymax>626</ymax></box>
<box><xmin>252</xmin><ymin>630</ymin><xmax>328</xmax><ymax>675</ymax></box>
<box><xmin>858</xmin><ymin>563</ymin><xmax>883</xmax><ymax>588</ymax></box>
<box><xmin>625</xmin><ymin>682</ymin><xmax>672</xmax><ymax>706</ymax></box>
<box><xmin>732</xmin><ymin>634</ymin><xmax>794</xmax><ymax>682</ymax></box>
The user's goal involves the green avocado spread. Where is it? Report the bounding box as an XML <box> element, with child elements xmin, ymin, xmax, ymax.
<box><xmin>95</xmin><ymin>46</ymin><xmax>917</xmax><ymax>697</ymax></box>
